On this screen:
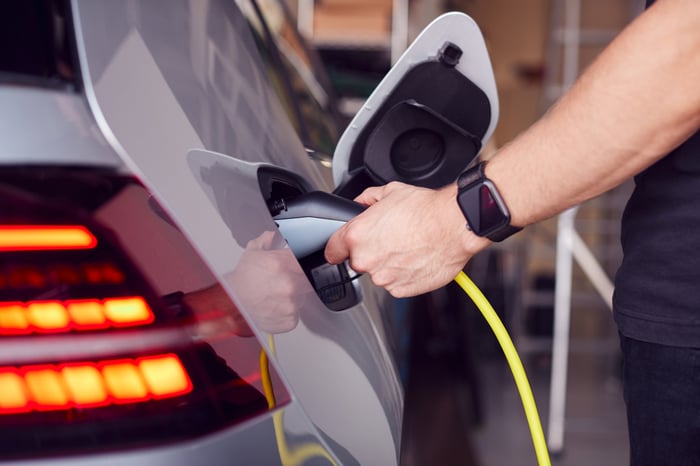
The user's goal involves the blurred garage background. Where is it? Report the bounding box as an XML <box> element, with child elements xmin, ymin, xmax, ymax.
<box><xmin>282</xmin><ymin>1</ymin><xmax>645</xmax><ymax>464</ymax></box>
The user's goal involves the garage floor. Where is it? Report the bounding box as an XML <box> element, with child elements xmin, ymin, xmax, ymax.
<box><xmin>399</xmin><ymin>274</ymin><xmax>629</xmax><ymax>466</ymax></box>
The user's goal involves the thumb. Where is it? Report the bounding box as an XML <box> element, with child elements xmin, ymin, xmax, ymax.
<box><xmin>354</xmin><ymin>182</ymin><xmax>400</xmax><ymax>206</ymax></box>
<box><xmin>324</xmin><ymin>222</ymin><xmax>351</xmax><ymax>265</ymax></box>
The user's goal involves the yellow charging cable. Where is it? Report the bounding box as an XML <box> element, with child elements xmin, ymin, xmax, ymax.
<box><xmin>260</xmin><ymin>336</ymin><xmax>338</xmax><ymax>466</ymax></box>
<box><xmin>455</xmin><ymin>271</ymin><xmax>551</xmax><ymax>466</ymax></box>
<box><xmin>259</xmin><ymin>272</ymin><xmax>550</xmax><ymax>466</ymax></box>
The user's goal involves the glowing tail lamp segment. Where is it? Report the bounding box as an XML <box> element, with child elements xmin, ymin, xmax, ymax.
<box><xmin>0</xmin><ymin>297</ymin><xmax>155</xmax><ymax>334</ymax></box>
<box><xmin>0</xmin><ymin>226</ymin><xmax>97</xmax><ymax>251</ymax></box>
<box><xmin>0</xmin><ymin>354</ymin><xmax>192</xmax><ymax>413</ymax></box>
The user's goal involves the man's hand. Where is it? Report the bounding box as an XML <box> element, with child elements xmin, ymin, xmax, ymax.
<box><xmin>325</xmin><ymin>182</ymin><xmax>490</xmax><ymax>297</ymax></box>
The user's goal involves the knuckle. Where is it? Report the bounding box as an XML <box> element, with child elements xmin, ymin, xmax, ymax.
<box><xmin>371</xmin><ymin>270</ymin><xmax>392</xmax><ymax>288</ymax></box>
<box><xmin>349</xmin><ymin>256</ymin><xmax>370</xmax><ymax>273</ymax></box>
<box><xmin>342</xmin><ymin>223</ymin><xmax>364</xmax><ymax>246</ymax></box>
<box><xmin>386</xmin><ymin>181</ymin><xmax>406</xmax><ymax>192</ymax></box>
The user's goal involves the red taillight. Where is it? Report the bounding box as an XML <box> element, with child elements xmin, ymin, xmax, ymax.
<box><xmin>26</xmin><ymin>301</ymin><xmax>71</xmax><ymax>332</ymax></box>
<box><xmin>0</xmin><ymin>263</ymin><xmax>125</xmax><ymax>290</ymax></box>
<box><xmin>0</xmin><ymin>226</ymin><xmax>97</xmax><ymax>251</ymax></box>
<box><xmin>0</xmin><ymin>172</ymin><xmax>288</xmax><ymax>459</ymax></box>
<box><xmin>0</xmin><ymin>297</ymin><xmax>155</xmax><ymax>334</ymax></box>
<box><xmin>0</xmin><ymin>354</ymin><xmax>192</xmax><ymax>413</ymax></box>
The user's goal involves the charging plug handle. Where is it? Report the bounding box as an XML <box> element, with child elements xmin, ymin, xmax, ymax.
<box><xmin>274</xmin><ymin>191</ymin><xmax>365</xmax><ymax>222</ymax></box>
<box><xmin>273</xmin><ymin>191</ymin><xmax>365</xmax><ymax>258</ymax></box>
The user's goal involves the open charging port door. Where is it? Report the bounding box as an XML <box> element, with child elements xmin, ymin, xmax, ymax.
<box><xmin>331</xmin><ymin>12</ymin><xmax>499</xmax><ymax>199</ymax></box>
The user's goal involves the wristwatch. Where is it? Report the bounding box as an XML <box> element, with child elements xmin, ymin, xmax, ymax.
<box><xmin>456</xmin><ymin>162</ymin><xmax>522</xmax><ymax>242</ymax></box>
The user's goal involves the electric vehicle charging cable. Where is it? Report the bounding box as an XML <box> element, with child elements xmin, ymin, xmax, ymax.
<box><xmin>269</xmin><ymin>190</ymin><xmax>550</xmax><ymax>463</ymax></box>
<box><xmin>261</xmin><ymin>336</ymin><xmax>339</xmax><ymax>466</ymax></box>
<box><xmin>260</xmin><ymin>272</ymin><xmax>550</xmax><ymax>465</ymax></box>
<box><xmin>260</xmin><ymin>272</ymin><xmax>551</xmax><ymax>465</ymax></box>
<box><xmin>455</xmin><ymin>271</ymin><xmax>551</xmax><ymax>466</ymax></box>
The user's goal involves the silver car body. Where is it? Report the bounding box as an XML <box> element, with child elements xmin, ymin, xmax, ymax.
<box><xmin>0</xmin><ymin>1</ymin><xmax>497</xmax><ymax>464</ymax></box>
<box><xmin>1</xmin><ymin>1</ymin><xmax>400</xmax><ymax>465</ymax></box>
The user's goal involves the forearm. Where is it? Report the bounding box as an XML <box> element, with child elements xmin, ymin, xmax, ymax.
<box><xmin>486</xmin><ymin>0</ymin><xmax>700</xmax><ymax>227</ymax></box>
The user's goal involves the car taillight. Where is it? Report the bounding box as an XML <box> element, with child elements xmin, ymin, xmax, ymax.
<box><xmin>0</xmin><ymin>225</ymin><xmax>98</xmax><ymax>251</ymax></box>
<box><xmin>0</xmin><ymin>168</ymin><xmax>289</xmax><ymax>459</ymax></box>
<box><xmin>0</xmin><ymin>296</ymin><xmax>154</xmax><ymax>334</ymax></box>
<box><xmin>0</xmin><ymin>354</ymin><xmax>192</xmax><ymax>413</ymax></box>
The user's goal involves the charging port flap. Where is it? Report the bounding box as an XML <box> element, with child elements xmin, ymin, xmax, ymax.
<box><xmin>331</xmin><ymin>12</ymin><xmax>499</xmax><ymax>199</ymax></box>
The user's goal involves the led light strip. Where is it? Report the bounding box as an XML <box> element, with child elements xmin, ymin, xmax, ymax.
<box><xmin>0</xmin><ymin>354</ymin><xmax>192</xmax><ymax>413</ymax></box>
<box><xmin>0</xmin><ymin>263</ymin><xmax>126</xmax><ymax>290</ymax></box>
<box><xmin>0</xmin><ymin>226</ymin><xmax>98</xmax><ymax>251</ymax></box>
<box><xmin>0</xmin><ymin>297</ymin><xmax>155</xmax><ymax>334</ymax></box>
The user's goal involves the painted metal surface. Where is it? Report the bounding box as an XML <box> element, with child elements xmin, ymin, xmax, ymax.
<box><xmin>0</xmin><ymin>87</ymin><xmax>121</xmax><ymax>167</ymax></box>
<box><xmin>69</xmin><ymin>0</ymin><xmax>403</xmax><ymax>464</ymax></box>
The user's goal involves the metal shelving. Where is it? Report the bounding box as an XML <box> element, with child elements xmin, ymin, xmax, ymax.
<box><xmin>296</xmin><ymin>0</ymin><xmax>409</xmax><ymax>65</ymax></box>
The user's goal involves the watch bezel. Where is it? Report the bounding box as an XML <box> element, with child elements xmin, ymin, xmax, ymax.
<box><xmin>457</xmin><ymin>178</ymin><xmax>510</xmax><ymax>237</ymax></box>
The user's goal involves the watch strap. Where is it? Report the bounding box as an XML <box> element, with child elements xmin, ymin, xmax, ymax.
<box><xmin>457</xmin><ymin>161</ymin><xmax>487</xmax><ymax>190</ymax></box>
<box><xmin>486</xmin><ymin>224</ymin><xmax>523</xmax><ymax>242</ymax></box>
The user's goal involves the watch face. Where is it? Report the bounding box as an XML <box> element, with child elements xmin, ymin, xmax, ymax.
<box><xmin>479</xmin><ymin>183</ymin><xmax>508</xmax><ymax>232</ymax></box>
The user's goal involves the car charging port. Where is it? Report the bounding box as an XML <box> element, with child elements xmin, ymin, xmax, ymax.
<box><xmin>266</xmin><ymin>198</ymin><xmax>287</xmax><ymax>217</ymax></box>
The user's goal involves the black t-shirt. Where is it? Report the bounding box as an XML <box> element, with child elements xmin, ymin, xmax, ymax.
<box><xmin>614</xmin><ymin>132</ymin><xmax>700</xmax><ymax>347</ymax></box>
<box><xmin>613</xmin><ymin>0</ymin><xmax>700</xmax><ymax>347</ymax></box>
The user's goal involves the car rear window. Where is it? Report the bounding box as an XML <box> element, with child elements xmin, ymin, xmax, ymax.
<box><xmin>0</xmin><ymin>0</ymin><xmax>78</xmax><ymax>90</ymax></box>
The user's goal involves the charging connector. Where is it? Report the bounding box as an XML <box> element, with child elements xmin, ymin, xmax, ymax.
<box><xmin>271</xmin><ymin>191</ymin><xmax>366</xmax><ymax>311</ymax></box>
<box><xmin>273</xmin><ymin>191</ymin><xmax>365</xmax><ymax>258</ymax></box>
